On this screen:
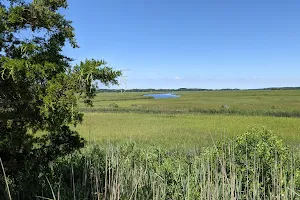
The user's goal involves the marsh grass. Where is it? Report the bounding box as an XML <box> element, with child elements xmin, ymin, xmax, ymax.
<box><xmin>4</xmin><ymin>128</ymin><xmax>300</xmax><ymax>200</ymax></box>
<box><xmin>80</xmin><ymin>106</ymin><xmax>300</xmax><ymax>118</ymax></box>
<box><xmin>27</xmin><ymin>139</ymin><xmax>300</xmax><ymax>200</ymax></box>
<box><xmin>77</xmin><ymin>90</ymin><xmax>300</xmax><ymax>148</ymax></box>
<box><xmin>79</xmin><ymin>90</ymin><xmax>300</xmax><ymax>115</ymax></box>
<box><xmin>75</xmin><ymin>112</ymin><xmax>300</xmax><ymax>148</ymax></box>
<box><xmin>0</xmin><ymin>158</ymin><xmax>12</xmax><ymax>200</ymax></box>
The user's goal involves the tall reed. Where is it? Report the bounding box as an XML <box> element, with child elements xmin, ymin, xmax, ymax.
<box><xmin>34</xmin><ymin>142</ymin><xmax>300</xmax><ymax>199</ymax></box>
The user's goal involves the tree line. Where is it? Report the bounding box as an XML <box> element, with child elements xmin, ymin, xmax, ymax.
<box><xmin>97</xmin><ymin>87</ymin><xmax>300</xmax><ymax>93</ymax></box>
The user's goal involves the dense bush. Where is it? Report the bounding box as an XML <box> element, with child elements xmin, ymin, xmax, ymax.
<box><xmin>213</xmin><ymin>127</ymin><xmax>296</xmax><ymax>198</ymax></box>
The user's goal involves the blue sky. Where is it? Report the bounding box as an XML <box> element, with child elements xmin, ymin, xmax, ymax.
<box><xmin>63</xmin><ymin>0</ymin><xmax>300</xmax><ymax>89</ymax></box>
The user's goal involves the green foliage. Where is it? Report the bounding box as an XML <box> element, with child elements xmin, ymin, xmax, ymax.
<box><xmin>214</xmin><ymin>127</ymin><xmax>292</xmax><ymax>197</ymax></box>
<box><xmin>13</xmin><ymin>135</ymin><xmax>300</xmax><ymax>200</ymax></box>
<box><xmin>233</xmin><ymin>127</ymin><xmax>288</xmax><ymax>169</ymax></box>
<box><xmin>0</xmin><ymin>0</ymin><xmax>121</xmax><ymax>196</ymax></box>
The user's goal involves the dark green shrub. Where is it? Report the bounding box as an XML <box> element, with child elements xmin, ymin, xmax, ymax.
<box><xmin>214</xmin><ymin>127</ymin><xmax>292</xmax><ymax>197</ymax></box>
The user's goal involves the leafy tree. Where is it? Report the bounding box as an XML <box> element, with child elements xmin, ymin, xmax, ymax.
<box><xmin>0</xmin><ymin>0</ymin><xmax>121</xmax><ymax>195</ymax></box>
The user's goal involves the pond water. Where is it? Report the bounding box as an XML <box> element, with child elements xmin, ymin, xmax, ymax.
<box><xmin>144</xmin><ymin>93</ymin><xmax>180</xmax><ymax>99</ymax></box>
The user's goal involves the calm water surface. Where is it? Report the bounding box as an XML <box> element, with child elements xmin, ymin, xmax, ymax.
<box><xmin>144</xmin><ymin>93</ymin><xmax>180</xmax><ymax>99</ymax></box>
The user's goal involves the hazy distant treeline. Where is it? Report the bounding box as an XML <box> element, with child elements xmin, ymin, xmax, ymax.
<box><xmin>97</xmin><ymin>87</ymin><xmax>300</xmax><ymax>92</ymax></box>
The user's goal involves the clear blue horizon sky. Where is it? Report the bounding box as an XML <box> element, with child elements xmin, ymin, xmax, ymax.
<box><xmin>63</xmin><ymin>0</ymin><xmax>300</xmax><ymax>89</ymax></box>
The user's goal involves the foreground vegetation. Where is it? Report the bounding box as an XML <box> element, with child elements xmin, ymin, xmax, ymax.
<box><xmin>5</xmin><ymin>128</ymin><xmax>300</xmax><ymax>199</ymax></box>
<box><xmin>3</xmin><ymin>90</ymin><xmax>300</xmax><ymax>199</ymax></box>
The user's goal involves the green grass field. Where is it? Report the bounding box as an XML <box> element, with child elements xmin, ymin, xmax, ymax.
<box><xmin>78</xmin><ymin>112</ymin><xmax>300</xmax><ymax>148</ymax></box>
<box><xmin>80</xmin><ymin>90</ymin><xmax>300</xmax><ymax>112</ymax></box>
<box><xmin>77</xmin><ymin>90</ymin><xmax>300</xmax><ymax>148</ymax></box>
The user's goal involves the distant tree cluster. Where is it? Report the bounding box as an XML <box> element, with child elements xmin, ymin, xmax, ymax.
<box><xmin>97</xmin><ymin>88</ymin><xmax>238</xmax><ymax>92</ymax></box>
<box><xmin>251</xmin><ymin>87</ymin><xmax>300</xmax><ymax>90</ymax></box>
<box><xmin>97</xmin><ymin>87</ymin><xmax>300</xmax><ymax>93</ymax></box>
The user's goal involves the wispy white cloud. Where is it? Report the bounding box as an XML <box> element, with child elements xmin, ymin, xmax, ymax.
<box><xmin>175</xmin><ymin>77</ymin><xmax>181</xmax><ymax>80</ymax></box>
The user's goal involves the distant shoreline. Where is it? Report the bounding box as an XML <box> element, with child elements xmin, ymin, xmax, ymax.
<box><xmin>97</xmin><ymin>87</ymin><xmax>300</xmax><ymax>92</ymax></box>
